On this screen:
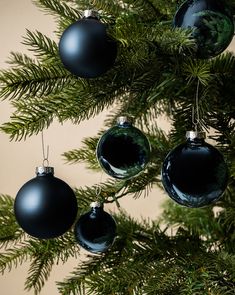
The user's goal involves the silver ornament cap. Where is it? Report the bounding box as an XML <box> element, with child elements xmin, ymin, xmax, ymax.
<box><xmin>83</xmin><ymin>10</ymin><xmax>100</xmax><ymax>19</ymax></box>
<box><xmin>36</xmin><ymin>166</ymin><xmax>54</xmax><ymax>175</ymax></box>
<box><xmin>186</xmin><ymin>131</ymin><xmax>206</xmax><ymax>140</ymax></box>
<box><xmin>116</xmin><ymin>116</ymin><xmax>133</xmax><ymax>125</ymax></box>
<box><xmin>90</xmin><ymin>201</ymin><xmax>102</xmax><ymax>208</ymax></box>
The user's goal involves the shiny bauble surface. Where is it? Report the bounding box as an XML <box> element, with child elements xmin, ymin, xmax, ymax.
<box><xmin>173</xmin><ymin>0</ymin><xmax>234</xmax><ymax>58</ymax></box>
<box><xmin>97</xmin><ymin>121</ymin><xmax>151</xmax><ymax>179</ymax></box>
<box><xmin>14</xmin><ymin>170</ymin><xmax>78</xmax><ymax>239</ymax></box>
<box><xmin>161</xmin><ymin>137</ymin><xmax>228</xmax><ymax>207</ymax></box>
<box><xmin>59</xmin><ymin>18</ymin><xmax>117</xmax><ymax>78</ymax></box>
<box><xmin>74</xmin><ymin>205</ymin><xmax>116</xmax><ymax>253</ymax></box>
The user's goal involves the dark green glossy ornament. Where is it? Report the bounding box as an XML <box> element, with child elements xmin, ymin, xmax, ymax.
<box><xmin>173</xmin><ymin>0</ymin><xmax>234</xmax><ymax>58</ymax></box>
<box><xmin>96</xmin><ymin>116</ymin><xmax>151</xmax><ymax>179</ymax></box>
<box><xmin>161</xmin><ymin>131</ymin><xmax>228</xmax><ymax>208</ymax></box>
<box><xmin>74</xmin><ymin>202</ymin><xmax>116</xmax><ymax>253</ymax></box>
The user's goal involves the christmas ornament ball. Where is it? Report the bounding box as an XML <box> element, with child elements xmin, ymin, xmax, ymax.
<box><xmin>173</xmin><ymin>0</ymin><xmax>234</xmax><ymax>58</ymax></box>
<box><xmin>14</xmin><ymin>167</ymin><xmax>78</xmax><ymax>239</ymax></box>
<box><xmin>59</xmin><ymin>10</ymin><xmax>117</xmax><ymax>78</ymax></box>
<box><xmin>96</xmin><ymin>116</ymin><xmax>151</xmax><ymax>179</ymax></box>
<box><xmin>161</xmin><ymin>131</ymin><xmax>228</xmax><ymax>208</ymax></box>
<box><xmin>74</xmin><ymin>202</ymin><xmax>116</xmax><ymax>253</ymax></box>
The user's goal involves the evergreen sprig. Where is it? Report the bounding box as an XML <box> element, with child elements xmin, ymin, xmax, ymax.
<box><xmin>33</xmin><ymin>0</ymin><xmax>82</xmax><ymax>22</ymax></box>
<box><xmin>0</xmin><ymin>63</ymin><xmax>74</xmax><ymax>100</ymax></box>
<box><xmin>22</xmin><ymin>29</ymin><xmax>60</xmax><ymax>63</ymax></box>
<box><xmin>24</xmin><ymin>234</ymin><xmax>79</xmax><ymax>294</ymax></box>
<box><xmin>0</xmin><ymin>195</ymin><xmax>24</xmax><ymax>248</ymax></box>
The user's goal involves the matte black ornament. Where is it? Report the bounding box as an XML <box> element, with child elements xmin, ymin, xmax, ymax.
<box><xmin>74</xmin><ymin>202</ymin><xmax>116</xmax><ymax>253</ymax></box>
<box><xmin>161</xmin><ymin>131</ymin><xmax>228</xmax><ymax>208</ymax></box>
<box><xmin>173</xmin><ymin>0</ymin><xmax>234</xmax><ymax>58</ymax></box>
<box><xmin>14</xmin><ymin>167</ymin><xmax>78</xmax><ymax>239</ymax></box>
<box><xmin>59</xmin><ymin>10</ymin><xmax>117</xmax><ymax>78</ymax></box>
<box><xmin>96</xmin><ymin>116</ymin><xmax>151</xmax><ymax>179</ymax></box>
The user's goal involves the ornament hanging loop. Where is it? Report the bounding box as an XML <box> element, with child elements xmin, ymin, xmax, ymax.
<box><xmin>192</xmin><ymin>79</ymin><xmax>203</xmax><ymax>131</ymax></box>
<box><xmin>41</xmin><ymin>131</ymin><xmax>50</xmax><ymax>167</ymax></box>
<box><xmin>95</xmin><ymin>185</ymin><xmax>102</xmax><ymax>199</ymax></box>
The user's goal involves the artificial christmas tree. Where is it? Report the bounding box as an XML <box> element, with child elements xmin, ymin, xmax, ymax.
<box><xmin>0</xmin><ymin>0</ymin><xmax>235</xmax><ymax>294</ymax></box>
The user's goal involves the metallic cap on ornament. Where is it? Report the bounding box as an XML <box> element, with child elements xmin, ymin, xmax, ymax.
<box><xmin>117</xmin><ymin>116</ymin><xmax>133</xmax><ymax>125</ymax></box>
<box><xmin>90</xmin><ymin>201</ymin><xmax>102</xmax><ymax>208</ymax></box>
<box><xmin>186</xmin><ymin>131</ymin><xmax>206</xmax><ymax>140</ymax></box>
<box><xmin>36</xmin><ymin>166</ymin><xmax>54</xmax><ymax>175</ymax></box>
<box><xmin>83</xmin><ymin>10</ymin><xmax>100</xmax><ymax>19</ymax></box>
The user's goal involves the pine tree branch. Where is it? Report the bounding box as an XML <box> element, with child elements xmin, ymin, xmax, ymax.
<box><xmin>59</xmin><ymin>212</ymin><xmax>235</xmax><ymax>295</ymax></box>
<box><xmin>161</xmin><ymin>200</ymin><xmax>223</xmax><ymax>245</ymax></box>
<box><xmin>25</xmin><ymin>234</ymin><xmax>79</xmax><ymax>294</ymax></box>
<box><xmin>0</xmin><ymin>63</ymin><xmax>74</xmax><ymax>100</ymax></box>
<box><xmin>22</xmin><ymin>29</ymin><xmax>60</xmax><ymax>63</ymax></box>
<box><xmin>0</xmin><ymin>108</ymin><xmax>54</xmax><ymax>141</ymax></box>
<box><xmin>33</xmin><ymin>0</ymin><xmax>82</xmax><ymax>22</ymax></box>
<box><xmin>7</xmin><ymin>52</ymin><xmax>35</xmax><ymax>67</ymax></box>
<box><xmin>0</xmin><ymin>194</ymin><xmax>25</xmax><ymax>248</ymax></box>
<box><xmin>0</xmin><ymin>243</ymin><xmax>31</xmax><ymax>274</ymax></box>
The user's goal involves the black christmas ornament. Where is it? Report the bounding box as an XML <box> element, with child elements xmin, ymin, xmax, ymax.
<box><xmin>74</xmin><ymin>202</ymin><xmax>116</xmax><ymax>253</ymax></box>
<box><xmin>59</xmin><ymin>10</ymin><xmax>117</xmax><ymax>78</ymax></box>
<box><xmin>96</xmin><ymin>116</ymin><xmax>151</xmax><ymax>179</ymax></box>
<box><xmin>173</xmin><ymin>0</ymin><xmax>234</xmax><ymax>58</ymax></box>
<box><xmin>14</xmin><ymin>166</ymin><xmax>78</xmax><ymax>239</ymax></box>
<box><xmin>161</xmin><ymin>131</ymin><xmax>228</xmax><ymax>208</ymax></box>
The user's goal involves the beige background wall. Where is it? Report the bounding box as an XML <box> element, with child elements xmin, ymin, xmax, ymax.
<box><xmin>0</xmin><ymin>1</ymin><xmax>170</xmax><ymax>294</ymax></box>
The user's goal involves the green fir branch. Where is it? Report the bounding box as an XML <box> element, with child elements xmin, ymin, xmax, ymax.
<box><xmin>0</xmin><ymin>243</ymin><xmax>31</xmax><ymax>274</ymax></box>
<box><xmin>33</xmin><ymin>0</ymin><xmax>82</xmax><ymax>22</ymax></box>
<box><xmin>0</xmin><ymin>63</ymin><xmax>74</xmax><ymax>100</ymax></box>
<box><xmin>0</xmin><ymin>195</ymin><xmax>25</xmax><ymax>248</ymax></box>
<box><xmin>7</xmin><ymin>52</ymin><xmax>35</xmax><ymax>67</ymax></box>
<box><xmin>25</xmin><ymin>234</ymin><xmax>79</xmax><ymax>294</ymax></box>
<box><xmin>182</xmin><ymin>58</ymin><xmax>212</xmax><ymax>86</ymax></box>
<box><xmin>161</xmin><ymin>200</ymin><xmax>223</xmax><ymax>244</ymax></box>
<box><xmin>22</xmin><ymin>30</ymin><xmax>60</xmax><ymax>63</ymax></box>
<box><xmin>0</xmin><ymin>108</ymin><xmax>54</xmax><ymax>141</ymax></box>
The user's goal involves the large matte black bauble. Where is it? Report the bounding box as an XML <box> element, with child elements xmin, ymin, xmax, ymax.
<box><xmin>161</xmin><ymin>132</ymin><xmax>228</xmax><ymax>208</ymax></box>
<box><xmin>14</xmin><ymin>167</ymin><xmax>78</xmax><ymax>239</ymax></box>
<box><xmin>173</xmin><ymin>0</ymin><xmax>234</xmax><ymax>58</ymax></box>
<box><xmin>74</xmin><ymin>202</ymin><xmax>116</xmax><ymax>253</ymax></box>
<box><xmin>59</xmin><ymin>16</ymin><xmax>117</xmax><ymax>78</ymax></box>
<box><xmin>96</xmin><ymin>116</ymin><xmax>151</xmax><ymax>179</ymax></box>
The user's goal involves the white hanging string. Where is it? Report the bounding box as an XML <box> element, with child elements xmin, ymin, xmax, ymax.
<box><xmin>41</xmin><ymin>131</ymin><xmax>50</xmax><ymax>167</ymax></box>
<box><xmin>192</xmin><ymin>79</ymin><xmax>203</xmax><ymax>131</ymax></box>
<box><xmin>95</xmin><ymin>172</ymin><xmax>103</xmax><ymax>202</ymax></box>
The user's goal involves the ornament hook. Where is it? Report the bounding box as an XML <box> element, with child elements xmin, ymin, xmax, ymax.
<box><xmin>192</xmin><ymin>79</ymin><xmax>203</xmax><ymax>131</ymax></box>
<box><xmin>95</xmin><ymin>185</ymin><xmax>102</xmax><ymax>198</ymax></box>
<box><xmin>41</xmin><ymin>131</ymin><xmax>50</xmax><ymax>167</ymax></box>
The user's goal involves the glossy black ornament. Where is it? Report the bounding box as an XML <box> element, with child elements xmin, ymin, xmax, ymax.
<box><xmin>173</xmin><ymin>0</ymin><xmax>234</xmax><ymax>58</ymax></box>
<box><xmin>59</xmin><ymin>10</ymin><xmax>117</xmax><ymax>78</ymax></box>
<box><xmin>74</xmin><ymin>202</ymin><xmax>116</xmax><ymax>253</ymax></box>
<box><xmin>161</xmin><ymin>131</ymin><xmax>228</xmax><ymax>208</ymax></box>
<box><xmin>14</xmin><ymin>167</ymin><xmax>78</xmax><ymax>239</ymax></box>
<box><xmin>96</xmin><ymin>116</ymin><xmax>151</xmax><ymax>179</ymax></box>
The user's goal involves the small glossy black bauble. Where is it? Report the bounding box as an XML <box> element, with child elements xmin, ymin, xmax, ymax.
<box><xmin>96</xmin><ymin>117</ymin><xmax>151</xmax><ymax>179</ymax></box>
<box><xmin>173</xmin><ymin>0</ymin><xmax>234</xmax><ymax>58</ymax></box>
<box><xmin>161</xmin><ymin>133</ymin><xmax>228</xmax><ymax>207</ymax></box>
<box><xmin>74</xmin><ymin>203</ymin><xmax>116</xmax><ymax>253</ymax></box>
<box><xmin>14</xmin><ymin>167</ymin><xmax>78</xmax><ymax>239</ymax></box>
<box><xmin>59</xmin><ymin>17</ymin><xmax>117</xmax><ymax>78</ymax></box>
